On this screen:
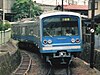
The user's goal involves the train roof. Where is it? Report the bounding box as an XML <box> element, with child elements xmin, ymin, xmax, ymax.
<box><xmin>40</xmin><ymin>11</ymin><xmax>81</xmax><ymax>19</ymax></box>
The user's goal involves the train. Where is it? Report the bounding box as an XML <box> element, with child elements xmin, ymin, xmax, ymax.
<box><xmin>12</xmin><ymin>11</ymin><xmax>83</xmax><ymax>64</ymax></box>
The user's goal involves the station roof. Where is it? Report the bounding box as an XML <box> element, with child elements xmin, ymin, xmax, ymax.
<box><xmin>64</xmin><ymin>5</ymin><xmax>88</xmax><ymax>10</ymax></box>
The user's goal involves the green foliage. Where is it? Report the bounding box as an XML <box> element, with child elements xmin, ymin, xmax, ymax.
<box><xmin>96</xmin><ymin>24</ymin><xmax>100</xmax><ymax>34</ymax></box>
<box><xmin>0</xmin><ymin>21</ymin><xmax>3</xmax><ymax>31</ymax></box>
<box><xmin>11</xmin><ymin>0</ymin><xmax>43</xmax><ymax>21</ymax></box>
<box><xmin>4</xmin><ymin>21</ymin><xmax>11</xmax><ymax>30</ymax></box>
<box><xmin>0</xmin><ymin>21</ymin><xmax>11</xmax><ymax>31</ymax></box>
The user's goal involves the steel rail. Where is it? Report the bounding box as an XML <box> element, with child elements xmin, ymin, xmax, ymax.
<box><xmin>13</xmin><ymin>51</ymin><xmax>32</xmax><ymax>75</ymax></box>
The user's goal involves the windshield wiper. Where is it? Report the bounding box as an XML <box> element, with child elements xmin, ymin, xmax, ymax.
<box><xmin>44</xmin><ymin>29</ymin><xmax>53</xmax><ymax>38</ymax></box>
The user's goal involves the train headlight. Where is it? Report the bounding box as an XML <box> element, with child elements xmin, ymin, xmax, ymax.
<box><xmin>76</xmin><ymin>38</ymin><xmax>80</xmax><ymax>43</ymax></box>
<box><xmin>71</xmin><ymin>38</ymin><xmax>75</xmax><ymax>43</ymax></box>
<box><xmin>43</xmin><ymin>40</ymin><xmax>47</xmax><ymax>44</ymax></box>
<box><xmin>48</xmin><ymin>39</ymin><xmax>52</xmax><ymax>44</ymax></box>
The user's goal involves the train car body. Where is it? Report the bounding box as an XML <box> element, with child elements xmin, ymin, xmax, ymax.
<box><xmin>39</xmin><ymin>12</ymin><xmax>82</xmax><ymax>58</ymax></box>
<box><xmin>12</xmin><ymin>21</ymin><xmax>36</xmax><ymax>42</ymax></box>
<box><xmin>12</xmin><ymin>11</ymin><xmax>83</xmax><ymax>63</ymax></box>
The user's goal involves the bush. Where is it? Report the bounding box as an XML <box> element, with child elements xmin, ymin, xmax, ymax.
<box><xmin>0</xmin><ymin>21</ymin><xmax>11</xmax><ymax>31</ymax></box>
<box><xmin>0</xmin><ymin>21</ymin><xmax>3</xmax><ymax>31</ymax></box>
<box><xmin>96</xmin><ymin>24</ymin><xmax>100</xmax><ymax>34</ymax></box>
<box><xmin>4</xmin><ymin>21</ymin><xmax>11</xmax><ymax>30</ymax></box>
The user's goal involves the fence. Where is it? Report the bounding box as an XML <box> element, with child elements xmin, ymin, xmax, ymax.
<box><xmin>95</xmin><ymin>34</ymin><xmax>100</xmax><ymax>49</ymax></box>
<box><xmin>0</xmin><ymin>28</ymin><xmax>11</xmax><ymax>45</ymax></box>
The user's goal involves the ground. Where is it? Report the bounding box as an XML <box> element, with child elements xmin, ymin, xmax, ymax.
<box><xmin>72</xmin><ymin>58</ymin><xmax>100</xmax><ymax>75</ymax></box>
<box><xmin>0</xmin><ymin>41</ymin><xmax>100</xmax><ymax>75</ymax></box>
<box><xmin>27</xmin><ymin>51</ymin><xmax>100</xmax><ymax>75</ymax></box>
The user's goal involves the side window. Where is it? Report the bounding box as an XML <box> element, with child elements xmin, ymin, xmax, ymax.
<box><xmin>22</xmin><ymin>27</ymin><xmax>25</xmax><ymax>35</ymax></box>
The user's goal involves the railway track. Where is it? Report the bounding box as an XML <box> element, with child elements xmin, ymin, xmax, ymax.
<box><xmin>46</xmin><ymin>62</ymin><xmax>72</xmax><ymax>75</ymax></box>
<box><xmin>13</xmin><ymin>51</ymin><xmax>32</xmax><ymax>75</ymax></box>
<box><xmin>15</xmin><ymin>42</ymin><xmax>72</xmax><ymax>75</ymax></box>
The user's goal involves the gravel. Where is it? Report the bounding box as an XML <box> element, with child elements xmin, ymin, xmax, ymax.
<box><xmin>20</xmin><ymin>51</ymin><xmax>100</xmax><ymax>75</ymax></box>
<box><xmin>72</xmin><ymin>58</ymin><xmax>100</xmax><ymax>75</ymax></box>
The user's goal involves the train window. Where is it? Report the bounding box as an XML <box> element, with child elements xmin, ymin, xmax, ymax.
<box><xmin>43</xmin><ymin>15</ymin><xmax>79</xmax><ymax>37</ymax></box>
<box><xmin>22</xmin><ymin>27</ymin><xmax>25</xmax><ymax>35</ymax></box>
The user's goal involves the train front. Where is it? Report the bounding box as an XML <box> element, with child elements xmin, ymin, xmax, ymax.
<box><xmin>40</xmin><ymin>12</ymin><xmax>82</xmax><ymax>62</ymax></box>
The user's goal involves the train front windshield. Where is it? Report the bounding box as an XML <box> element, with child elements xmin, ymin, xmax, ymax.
<box><xmin>43</xmin><ymin>15</ymin><xmax>79</xmax><ymax>37</ymax></box>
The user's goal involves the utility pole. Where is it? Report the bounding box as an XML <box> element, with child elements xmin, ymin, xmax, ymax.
<box><xmin>3</xmin><ymin>0</ymin><xmax>5</xmax><ymax>27</ymax></box>
<box><xmin>3</xmin><ymin>0</ymin><xmax>5</xmax><ymax>44</ymax></box>
<box><xmin>29</xmin><ymin>0</ymin><xmax>31</xmax><ymax>18</ymax></box>
<box><xmin>56</xmin><ymin>0</ymin><xmax>57</xmax><ymax>6</ymax></box>
<box><xmin>90</xmin><ymin>0</ymin><xmax>95</xmax><ymax>68</ymax></box>
<box><xmin>62</xmin><ymin>0</ymin><xmax>63</xmax><ymax>11</ymax></box>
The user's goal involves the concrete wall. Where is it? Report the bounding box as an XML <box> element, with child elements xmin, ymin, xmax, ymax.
<box><xmin>81</xmin><ymin>43</ymin><xmax>100</xmax><ymax>71</ymax></box>
<box><xmin>94</xmin><ymin>49</ymin><xmax>100</xmax><ymax>70</ymax></box>
<box><xmin>0</xmin><ymin>0</ymin><xmax>3</xmax><ymax>9</ymax></box>
<box><xmin>88</xmin><ymin>0</ymin><xmax>100</xmax><ymax>18</ymax></box>
<box><xmin>0</xmin><ymin>0</ymin><xmax>15</xmax><ymax>13</ymax></box>
<box><xmin>0</xmin><ymin>28</ymin><xmax>11</xmax><ymax>45</ymax></box>
<box><xmin>39</xmin><ymin>4</ymin><xmax>56</xmax><ymax>12</ymax></box>
<box><xmin>95</xmin><ymin>34</ymin><xmax>100</xmax><ymax>49</ymax></box>
<box><xmin>0</xmin><ymin>50</ymin><xmax>21</xmax><ymax>75</ymax></box>
<box><xmin>4</xmin><ymin>0</ymin><xmax>15</xmax><ymax>13</ymax></box>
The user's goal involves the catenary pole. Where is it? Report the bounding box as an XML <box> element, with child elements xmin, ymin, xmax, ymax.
<box><xmin>3</xmin><ymin>0</ymin><xmax>5</xmax><ymax>44</ymax></box>
<box><xmin>62</xmin><ymin>0</ymin><xmax>63</xmax><ymax>11</ymax></box>
<box><xmin>90</xmin><ymin>0</ymin><xmax>95</xmax><ymax>68</ymax></box>
<box><xmin>56</xmin><ymin>0</ymin><xmax>57</xmax><ymax>6</ymax></box>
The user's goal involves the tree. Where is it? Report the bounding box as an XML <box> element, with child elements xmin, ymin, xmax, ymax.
<box><xmin>96</xmin><ymin>24</ymin><xmax>100</xmax><ymax>34</ymax></box>
<box><xmin>11</xmin><ymin>0</ymin><xmax>43</xmax><ymax>21</ymax></box>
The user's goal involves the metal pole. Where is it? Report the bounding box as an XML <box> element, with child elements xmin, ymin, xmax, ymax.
<box><xmin>0</xmin><ymin>26</ymin><xmax>2</xmax><ymax>45</ymax></box>
<box><xmin>3</xmin><ymin>0</ymin><xmax>5</xmax><ymax>44</ymax></box>
<box><xmin>90</xmin><ymin>0</ymin><xmax>95</xmax><ymax>68</ymax></box>
<box><xmin>62</xmin><ymin>0</ymin><xmax>63</xmax><ymax>11</ymax></box>
<box><xmin>29</xmin><ymin>0</ymin><xmax>31</xmax><ymax>18</ymax></box>
<box><xmin>56</xmin><ymin>0</ymin><xmax>57</xmax><ymax>6</ymax></box>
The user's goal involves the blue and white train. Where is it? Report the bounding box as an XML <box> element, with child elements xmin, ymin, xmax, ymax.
<box><xmin>12</xmin><ymin>11</ymin><xmax>83</xmax><ymax>63</ymax></box>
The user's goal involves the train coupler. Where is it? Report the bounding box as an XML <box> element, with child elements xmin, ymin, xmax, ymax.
<box><xmin>53</xmin><ymin>51</ymin><xmax>71</xmax><ymax>58</ymax></box>
<box><xmin>60</xmin><ymin>58</ymin><xmax>67</xmax><ymax>64</ymax></box>
<box><xmin>46</xmin><ymin>56</ymin><xmax>52</xmax><ymax>66</ymax></box>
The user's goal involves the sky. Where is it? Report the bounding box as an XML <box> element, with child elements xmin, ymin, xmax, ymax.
<box><xmin>33</xmin><ymin>0</ymin><xmax>89</xmax><ymax>5</ymax></box>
